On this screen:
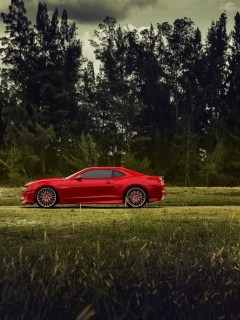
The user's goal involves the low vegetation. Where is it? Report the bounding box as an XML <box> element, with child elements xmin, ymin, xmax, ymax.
<box><xmin>0</xmin><ymin>188</ymin><xmax>240</xmax><ymax>319</ymax></box>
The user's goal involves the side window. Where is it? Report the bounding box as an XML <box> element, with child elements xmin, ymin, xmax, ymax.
<box><xmin>81</xmin><ymin>170</ymin><xmax>113</xmax><ymax>179</ymax></box>
<box><xmin>113</xmin><ymin>170</ymin><xmax>126</xmax><ymax>178</ymax></box>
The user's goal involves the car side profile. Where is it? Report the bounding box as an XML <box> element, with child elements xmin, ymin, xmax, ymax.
<box><xmin>20</xmin><ymin>166</ymin><xmax>166</xmax><ymax>209</ymax></box>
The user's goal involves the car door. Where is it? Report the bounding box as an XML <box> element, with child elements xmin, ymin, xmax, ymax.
<box><xmin>69</xmin><ymin>169</ymin><xmax>115</xmax><ymax>203</ymax></box>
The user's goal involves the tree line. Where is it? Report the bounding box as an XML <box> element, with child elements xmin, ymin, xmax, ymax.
<box><xmin>0</xmin><ymin>0</ymin><xmax>240</xmax><ymax>186</ymax></box>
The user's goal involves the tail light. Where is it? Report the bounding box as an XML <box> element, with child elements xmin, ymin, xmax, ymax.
<box><xmin>159</xmin><ymin>176</ymin><xmax>165</xmax><ymax>184</ymax></box>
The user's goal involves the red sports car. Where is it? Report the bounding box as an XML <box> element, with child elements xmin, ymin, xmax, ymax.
<box><xmin>20</xmin><ymin>167</ymin><xmax>166</xmax><ymax>209</ymax></box>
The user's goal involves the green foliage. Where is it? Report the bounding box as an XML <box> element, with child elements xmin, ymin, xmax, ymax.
<box><xmin>0</xmin><ymin>158</ymin><xmax>10</xmax><ymax>180</ymax></box>
<box><xmin>3</xmin><ymin>122</ymin><xmax>57</xmax><ymax>179</ymax></box>
<box><xmin>122</xmin><ymin>153</ymin><xmax>152</xmax><ymax>174</ymax></box>
<box><xmin>1</xmin><ymin>4</ymin><xmax>240</xmax><ymax>185</ymax></box>
<box><xmin>64</xmin><ymin>134</ymin><xmax>98</xmax><ymax>170</ymax></box>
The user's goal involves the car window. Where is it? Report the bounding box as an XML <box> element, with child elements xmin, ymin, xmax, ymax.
<box><xmin>113</xmin><ymin>170</ymin><xmax>126</xmax><ymax>178</ymax></box>
<box><xmin>81</xmin><ymin>170</ymin><xmax>113</xmax><ymax>179</ymax></box>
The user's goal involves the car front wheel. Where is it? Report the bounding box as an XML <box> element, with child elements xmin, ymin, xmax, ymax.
<box><xmin>125</xmin><ymin>187</ymin><xmax>147</xmax><ymax>208</ymax></box>
<box><xmin>36</xmin><ymin>187</ymin><xmax>58</xmax><ymax>208</ymax></box>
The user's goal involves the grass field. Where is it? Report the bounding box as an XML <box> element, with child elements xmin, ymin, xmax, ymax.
<box><xmin>0</xmin><ymin>187</ymin><xmax>240</xmax><ymax>319</ymax></box>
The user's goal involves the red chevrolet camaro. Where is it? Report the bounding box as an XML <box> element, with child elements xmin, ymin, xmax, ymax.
<box><xmin>20</xmin><ymin>166</ymin><xmax>166</xmax><ymax>209</ymax></box>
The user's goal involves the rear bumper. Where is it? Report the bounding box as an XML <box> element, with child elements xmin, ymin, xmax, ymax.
<box><xmin>148</xmin><ymin>186</ymin><xmax>166</xmax><ymax>203</ymax></box>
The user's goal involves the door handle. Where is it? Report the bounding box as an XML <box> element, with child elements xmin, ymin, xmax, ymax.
<box><xmin>105</xmin><ymin>181</ymin><xmax>113</xmax><ymax>184</ymax></box>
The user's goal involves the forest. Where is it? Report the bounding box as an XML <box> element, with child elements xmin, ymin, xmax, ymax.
<box><xmin>0</xmin><ymin>0</ymin><xmax>240</xmax><ymax>186</ymax></box>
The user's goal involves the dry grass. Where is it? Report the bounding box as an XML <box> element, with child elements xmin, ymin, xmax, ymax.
<box><xmin>0</xmin><ymin>188</ymin><xmax>240</xmax><ymax>319</ymax></box>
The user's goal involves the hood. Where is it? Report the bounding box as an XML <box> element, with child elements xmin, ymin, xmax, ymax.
<box><xmin>25</xmin><ymin>177</ymin><xmax>63</xmax><ymax>186</ymax></box>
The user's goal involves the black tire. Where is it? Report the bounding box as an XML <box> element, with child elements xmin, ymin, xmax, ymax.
<box><xmin>36</xmin><ymin>187</ymin><xmax>58</xmax><ymax>208</ymax></box>
<box><xmin>125</xmin><ymin>186</ymin><xmax>147</xmax><ymax>208</ymax></box>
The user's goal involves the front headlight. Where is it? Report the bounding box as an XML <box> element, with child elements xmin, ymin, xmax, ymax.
<box><xmin>21</xmin><ymin>186</ymin><xmax>28</xmax><ymax>192</ymax></box>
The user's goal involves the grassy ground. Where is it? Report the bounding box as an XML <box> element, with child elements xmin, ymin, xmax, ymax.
<box><xmin>0</xmin><ymin>188</ymin><xmax>240</xmax><ymax>319</ymax></box>
<box><xmin>1</xmin><ymin>186</ymin><xmax>240</xmax><ymax>206</ymax></box>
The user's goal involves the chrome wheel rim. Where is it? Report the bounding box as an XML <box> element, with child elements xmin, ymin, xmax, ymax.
<box><xmin>126</xmin><ymin>187</ymin><xmax>146</xmax><ymax>208</ymax></box>
<box><xmin>36</xmin><ymin>188</ymin><xmax>57</xmax><ymax>208</ymax></box>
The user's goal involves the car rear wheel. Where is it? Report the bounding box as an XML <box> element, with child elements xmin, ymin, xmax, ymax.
<box><xmin>125</xmin><ymin>187</ymin><xmax>147</xmax><ymax>208</ymax></box>
<box><xmin>36</xmin><ymin>187</ymin><xmax>58</xmax><ymax>208</ymax></box>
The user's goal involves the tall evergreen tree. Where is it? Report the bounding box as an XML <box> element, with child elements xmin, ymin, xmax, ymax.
<box><xmin>221</xmin><ymin>12</ymin><xmax>240</xmax><ymax>183</ymax></box>
<box><xmin>90</xmin><ymin>17</ymin><xmax>146</xmax><ymax>164</ymax></box>
<box><xmin>203</xmin><ymin>13</ymin><xmax>228</xmax><ymax>143</ymax></box>
<box><xmin>34</xmin><ymin>3</ymin><xmax>83</xmax><ymax>145</ymax></box>
<box><xmin>156</xmin><ymin>18</ymin><xmax>205</xmax><ymax>182</ymax></box>
<box><xmin>226</xmin><ymin>12</ymin><xmax>240</xmax><ymax>127</ymax></box>
<box><xmin>0</xmin><ymin>0</ymin><xmax>34</xmax><ymax>130</ymax></box>
<box><xmin>1</xmin><ymin>1</ymin><xmax>84</xmax><ymax>176</ymax></box>
<box><xmin>0</xmin><ymin>0</ymin><xmax>33</xmax><ymax>67</ymax></box>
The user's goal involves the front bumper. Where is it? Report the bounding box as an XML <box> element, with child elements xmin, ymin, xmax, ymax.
<box><xmin>20</xmin><ymin>190</ymin><xmax>35</xmax><ymax>205</ymax></box>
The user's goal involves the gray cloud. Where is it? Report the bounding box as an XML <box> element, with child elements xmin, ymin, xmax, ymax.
<box><xmin>219</xmin><ymin>1</ymin><xmax>240</xmax><ymax>12</ymax></box>
<box><xmin>1</xmin><ymin>0</ymin><xmax>239</xmax><ymax>27</ymax></box>
<box><xmin>1</xmin><ymin>0</ymin><xmax>239</xmax><ymax>44</ymax></box>
<box><xmin>1</xmin><ymin>0</ymin><xmax>161</xmax><ymax>29</ymax></box>
<box><xmin>45</xmin><ymin>0</ymin><xmax>159</xmax><ymax>24</ymax></box>
<box><xmin>1</xmin><ymin>0</ymin><xmax>239</xmax><ymax>71</ymax></box>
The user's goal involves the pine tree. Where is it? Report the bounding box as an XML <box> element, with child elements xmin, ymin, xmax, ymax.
<box><xmin>203</xmin><ymin>13</ymin><xmax>229</xmax><ymax>143</ymax></box>
<box><xmin>0</xmin><ymin>0</ymin><xmax>35</xmax><ymax>130</ymax></box>
<box><xmin>90</xmin><ymin>17</ymin><xmax>145</xmax><ymax>163</ymax></box>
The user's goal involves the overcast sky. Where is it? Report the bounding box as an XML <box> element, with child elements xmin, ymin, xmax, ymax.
<box><xmin>1</xmin><ymin>0</ymin><xmax>240</xmax><ymax>70</ymax></box>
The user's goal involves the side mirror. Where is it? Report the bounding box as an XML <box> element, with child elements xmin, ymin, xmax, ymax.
<box><xmin>75</xmin><ymin>175</ymin><xmax>82</xmax><ymax>181</ymax></box>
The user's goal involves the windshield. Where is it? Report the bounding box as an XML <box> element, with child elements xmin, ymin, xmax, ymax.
<box><xmin>64</xmin><ymin>171</ymin><xmax>81</xmax><ymax>180</ymax></box>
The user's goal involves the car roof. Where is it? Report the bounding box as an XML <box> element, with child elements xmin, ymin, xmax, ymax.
<box><xmin>84</xmin><ymin>166</ymin><xmax>124</xmax><ymax>170</ymax></box>
<box><xmin>82</xmin><ymin>166</ymin><xmax>144</xmax><ymax>176</ymax></box>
